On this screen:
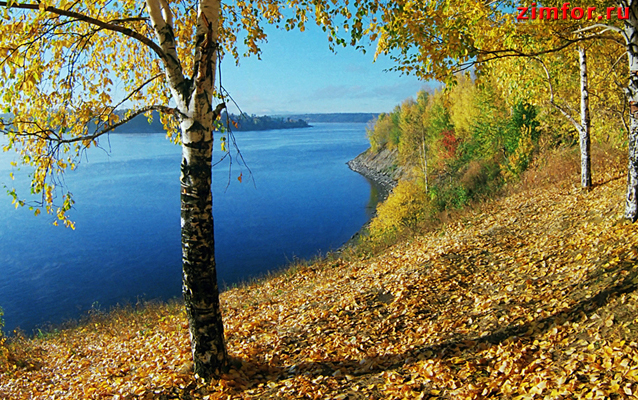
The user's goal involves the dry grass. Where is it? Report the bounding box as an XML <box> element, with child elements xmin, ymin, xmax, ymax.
<box><xmin>516</xmin><ymin>142</ymin><xmax>625</xmax><ymax>193</ymax></box>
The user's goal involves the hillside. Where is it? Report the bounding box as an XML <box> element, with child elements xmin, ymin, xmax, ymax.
<box><xmin>101</xmin><ymin>111</ymin><xmax>309</xmax><ymax>133</ymax></box>
<box><xmin>2</xmin><ymin>151</ymin><xmax>638</xmax><ymax>399</ymax></box>
<box><xmin>228</xmin><ymin>113</ymin><xmax>310</xmax><ymax>131</ymax></box>
<box><xmin>285</xmin><ymin>113</ymin><xmax>379</xmax><ymax>123</ymax></box>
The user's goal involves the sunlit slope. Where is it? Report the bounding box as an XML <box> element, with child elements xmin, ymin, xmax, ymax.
<box><xmin>2</xmin><ymin>155</ymin><xmax>638</xmax><ymax>399</ymax></box>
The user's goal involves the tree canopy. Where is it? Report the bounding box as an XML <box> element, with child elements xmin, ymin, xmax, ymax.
<box><xmin>348</xmin><ymin>0</ymin><xmax>638</xmax><ymax>220</ymax></box>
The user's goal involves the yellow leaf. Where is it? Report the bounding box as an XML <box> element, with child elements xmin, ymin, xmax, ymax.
<box><xmin>610</xmin><ymin>381</ymin><xmax>621</xmax><ymax>393</ymax></box>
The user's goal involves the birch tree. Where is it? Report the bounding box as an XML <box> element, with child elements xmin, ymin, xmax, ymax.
<box><xmin>398</xmin><ymin>92</ymin><xmax>430</xmax><ymax>190</ymax></box>
<box><xmin>536</xmin><ymin>46</ymin><xmax>593</xmax><ymax>189</ymax></box>
<box><xmin>0</xmin><ymin>0</ymin><xmax>346</xmax><ymax>380</ymax></box>
<box><xmin>562</xmin><ymin>1</ymin><xmax>638</xmax><ymax>219</ymax></box>
<box><xmin>577</xmin><ymin>46</ymin><xmax>592</xmax><ymax>189</ymax></box>
<box><xmin>621</xmin><ymin>1</ymin><xmax>638</xmax><ymax>220</ymax></box>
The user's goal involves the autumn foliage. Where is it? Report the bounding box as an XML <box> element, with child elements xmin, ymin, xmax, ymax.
<box><xmin>364</xmin><ymin>77</ymin><xmax>548</xmax><ymax>234</ymax></box>
<box><xmin>439</xmin><ymin>130</ymin><xmax>458</xmax><ymax>160</ymax></box>
<box><xmin>368</xmin><ymin>180</ymin><xmax>429</xmax><ymax>240</ymax></box>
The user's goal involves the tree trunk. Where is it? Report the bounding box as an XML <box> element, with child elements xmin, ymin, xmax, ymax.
<box><xmin>420</xmin><ymin>130</ymin><xmax>428</xmax><ymax>192</ymax></box>
<box><xmin>624</xmin><ymin>1</ymin><xmax>638</xmax><ymax>221</ymax></box>
<box><xmin>180</xmin><ymin>0</ymin><xmax>228</xmax><ymax>378</ymax></box>
<box><xmin>180</xmin><ymin>116</ymin><xmax>228</xmax><ymax>379</ymax></box>
<box><xmin>579</xmin><ymin>45</ymin><xmax>592</xmax><ymax>189</ymax></box>
<box><xmin>539</xmin><ymin>51</ymin><xmax>592</xmax><ymax>189</ymax></box>
<box><xmin>146</xmin><ymin>0</ymin><xmax>228</xmax><ymax>379</ymax></box>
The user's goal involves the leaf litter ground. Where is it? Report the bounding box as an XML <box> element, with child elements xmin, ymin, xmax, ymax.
<box><xmin>2</xmin><ymin>160</ymin><xmax>638</xmax><ymax>399</ymax></box>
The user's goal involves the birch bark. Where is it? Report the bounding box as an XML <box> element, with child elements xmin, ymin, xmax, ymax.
<box><xmin>623</xmin><ymin>1</ymin><xmax>638</xmax><ymax>221</ymax></box>
<box><xmin>538</xmin><ymin>47</ymin><xmax>591</xmax><ymax>190</ymax></box>
<box><xmin>579</xmin><ymin>46</ymin><xmax>592</xmax><ymax>189</ymax></box>
<box><xmin>147</xmin><ymin>0</ymin><xmax>227</xmax><ymax>379</ymax></box>
<box><xmin>420</xmin><ymin>131</ymin><xmax>428</xmax><ymax>192</ymax></box>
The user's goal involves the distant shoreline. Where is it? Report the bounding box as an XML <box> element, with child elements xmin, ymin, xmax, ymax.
<box><xmin>102</xmin><ymin>111</ymin><xmax>378</xmax><ymax>134</ymax></box>
<box><xmin>282</xmin><ymin>113</ymin><xmax>379</xmax><ymax>124</ymax></box>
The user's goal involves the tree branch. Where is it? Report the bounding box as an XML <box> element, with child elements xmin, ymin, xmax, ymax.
<box><xmin>108</xmin><ymin>17</ymin><xmax>149</xmax><ymax>24</ymax></box>
<box><xmin>107</xmin><ymin>73</ymin><xmax>164</xmax><ymax>118</ymax></box>
<box><xmin>78</xmin><ymin>105</ymin><xmax>178</xmax><ymax>143</ymax></box>
<box><xmin>212</xmin><ymin>102</ymin><xmax>225</xmax><ymax>120</ymax></box>
<box><xmin>5</xmin><ymin>105</ymin><xmax>177</xmax><ymax>145</ymax></box>
<box><xmin>0</xmin><ymin>1</ymin><xmax>165</xmax><ymax>60</ymax></box>
<box><xmin>450</xmin><ymin>33</ymin><xmax>622</xmax><ymax>77</ymax></box>
<box><xmin>533</xmin><ymin>56</ymin><xmax>582</xmax><ymax>132</ymax></box>
<box><xmin>574</xmin><ymin>23</ymin><xmax>628</xmax><ymax>44</ymax></box>
<box><xmin>146</xmin><ymin>0</ymin><xmax>188</xmax><ymax>110</ymax></box>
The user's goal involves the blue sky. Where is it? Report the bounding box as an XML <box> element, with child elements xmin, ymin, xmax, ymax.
<box><xmin>220</xmin><ymin>24</ymin><xmax>434</xmax><ymax>115</ymax></box>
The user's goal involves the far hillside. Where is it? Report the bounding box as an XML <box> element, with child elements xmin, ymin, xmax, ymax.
<box><xmin>227</xmin><ymin>113</ymin><xmax>310</xmax><ymax>131</ymax></box>
<box><xmin>103</xmin><ymin>111</ymin><xmax>380</xmax><ymax>134</ymax></box>
<box><xmin>103</xmin><ymin>110</ymin><xmax>310</xmax><ymax>133</ymax></box>
<box><xmin>284</xmin><ymin>113</ymin><xmax>379</xmax><ymax>123</ymax></box>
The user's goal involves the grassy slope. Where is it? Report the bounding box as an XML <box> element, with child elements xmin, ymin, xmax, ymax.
<box><xmin>2</xmin><ymin>149</ymin><xmax>638</xmax><ymax>399</ymax></box>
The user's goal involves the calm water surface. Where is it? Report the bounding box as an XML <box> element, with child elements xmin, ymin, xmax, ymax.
<box><xmin>0</xmin><ymin>123</ymin><xmax>377</xmax><ymax>333</ymax></box>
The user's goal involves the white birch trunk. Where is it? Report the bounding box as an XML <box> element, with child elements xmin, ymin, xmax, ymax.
<box><xmin>623</xmin><ymin>0</ymin><xmax>638</xmax><ymax>221</ymax></box>
<box><xmin>540</xmin><ymin>46</ymin><xmax>592</xmax><ymax>190</ymax></box>
<box><xmin>147</xmin><ymin>0</ymin><xmax>227</xmax><ymax>380</ymax></box>
<box><xmin>579</xmin><ymin>46</ymin><xmax>592</xmax><ymax>189</ymax></box>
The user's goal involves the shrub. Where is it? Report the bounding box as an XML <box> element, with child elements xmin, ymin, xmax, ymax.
<box><xmin>369</xmin><ymin>180</ymin><xmax>429</xmax><ymax>240</ymax></box>
<box><xmin>509</xmin><ymin>102</ymin><xmax>540</xmax><ymax>143</ymax></box>
<box><xmin>440</xmin><ymin>129</ymin><xmax>460</xmax><ymax>159</ymax></box>
<box><xmin>460</xmin><ymin>160</ymin><xmax>489</xmax><ymax>193</ymax></box>
<box><xmin>501</xmin><ymin>126</ymin><xmax>536</xmax><ymax>182</ymax></box>
<box><xmin>429</xmin><ymin>181</ymin><xmax>470</xmax><ymax>211</ymax></box>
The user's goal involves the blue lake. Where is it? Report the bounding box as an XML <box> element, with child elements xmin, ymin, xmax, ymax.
<box><xmin>0</xmin><ymin>123</ymin><xmax>378</xmax><ymax>334</ymax></box>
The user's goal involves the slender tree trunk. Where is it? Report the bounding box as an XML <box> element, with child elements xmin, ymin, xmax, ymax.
<box><xmin>538</xmin><ymin>51</ymin><xmax>592</xmax><ymax>189</ymax></box>
<box><xmin>421</xmin><ymin>130</ymin><xmax>428</xmax><ymax>192</ymax></box>
<box><xmin>579</xmin><ymin>45</ymin><xmax>592</xmax><ymax>189</ymax></box>
<box><xmin>624</xmin><ymin>1</ymin><xmax>638</xmax><ymax>221</ymax></box>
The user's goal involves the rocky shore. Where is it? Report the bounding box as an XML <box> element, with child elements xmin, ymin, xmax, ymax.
<box><xmin>340</xmin><ymin>146</ymin><xmax>403</xmax><ymax>249</ymax></box>
<box><xmin>346</xmin><ymin>147</ymin><xmax>403</xmax><ymax>196</ymax></box>
<box><xmin>347</xmin><ymin>159</ymin><xmax>395</xmax><ymax>198</ymax></box>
